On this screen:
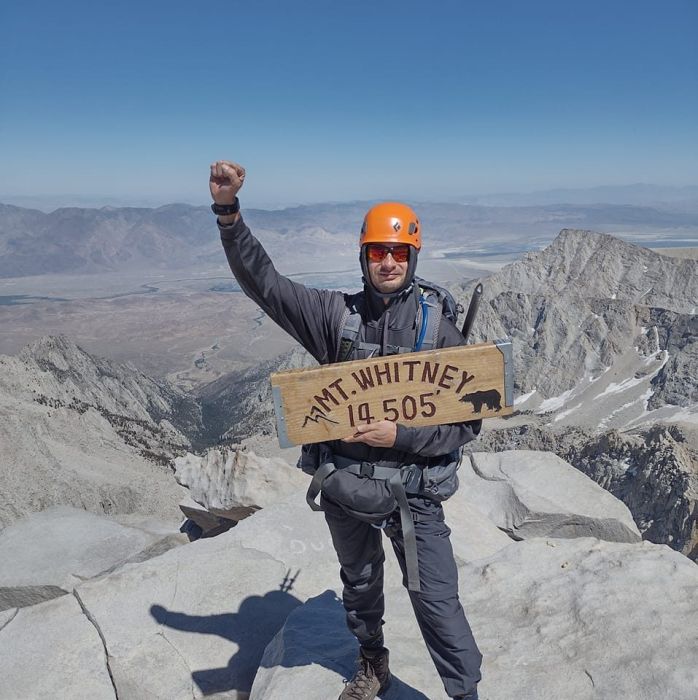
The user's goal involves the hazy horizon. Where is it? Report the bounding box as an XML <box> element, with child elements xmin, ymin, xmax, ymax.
<box><xmin>2</xmin><ymin>182</ymin><xmax>698</xmax><ymax>213</ymax></box>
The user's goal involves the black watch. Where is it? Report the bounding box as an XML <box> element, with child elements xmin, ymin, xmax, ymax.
<box><xmin>211</xmin><ymin>197</ymin><xmax>240</xmax><ymax>216</ymax></box>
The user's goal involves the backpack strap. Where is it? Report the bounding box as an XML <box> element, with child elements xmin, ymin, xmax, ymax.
<box><xmin>388</xmin><ymin>469</ymin><xmax>421</xmax><ymax>593</ymax></box>
<box><xmin>337</xmin><ymin>308</ymin><xmax>362</xmax><ymax>362</ymax></box>
<box><xmin>414</xmin><ymin>288</ymin><xmax>442</xmax><ymax>352</ymax></box>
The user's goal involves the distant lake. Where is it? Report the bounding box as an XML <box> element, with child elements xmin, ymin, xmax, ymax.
<box><xmin>209</xmin><ymin>282</ymin><xmax>241</xmax><ymax>293</ymax></box>
<box><xmin>644</xmin><ymin>239</ymin><xmax>698</xmax><ymax>247</ymax></box>
<box><xmin>442</xmin><ymin>249</ymin><xmax>527</xmax><ymax>260</ymax></box>
<box><xmin>0</xmin><ymin>294</ymin><xmax>68</xmax><ymax>305</ymax></box>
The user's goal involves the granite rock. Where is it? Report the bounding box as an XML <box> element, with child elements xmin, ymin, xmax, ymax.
<box><xmin>462</xmin><ymin>450</ymin><xmax>641</xmax><ymax>542</ymax></box>
<box><xmin>0</xmin><ymin>506</ymin><xmax>186</xmax><ymax>611</ymax></box>
<box><xmin>252</xmin><ymin>538</ymin><xmax>698</xmax><ymax>700</ymax></box>
<box><xmin>0</xmin><ymin>594</ymin><xmax>115</xmax><ymax>700</ymax></box>
<box><xmin>174</xmin><ymin>446</ymin><xmax>306</xmax><ymax>521</ymax></box>
<box><xmin>474</xmin><ymin>422</ymin><xmax>698</xmax><ymax>559</ymax></box>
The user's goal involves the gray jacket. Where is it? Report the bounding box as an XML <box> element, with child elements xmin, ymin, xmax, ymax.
<box><xmin>220</xmin><ymin>216</ymin><xmax>481</xmax><ymax>468</ymax></box>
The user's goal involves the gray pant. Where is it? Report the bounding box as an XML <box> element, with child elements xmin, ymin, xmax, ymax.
<box><xmin>322</xmin><ymin>494</ymin><xmax>482</xmax><ymax>698</ymax></box>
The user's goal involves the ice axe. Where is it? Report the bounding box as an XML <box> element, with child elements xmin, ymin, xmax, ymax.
<box><xmin>461</xmin><ymin>283</ymin><xmax>483</xmax><ymax>343</ymax></box>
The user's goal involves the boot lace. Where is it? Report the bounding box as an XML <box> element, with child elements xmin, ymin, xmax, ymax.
<box><xmin>342</xmin><ymin>656</ymin><xmax>378</xmax><ymax>700</ymax></box>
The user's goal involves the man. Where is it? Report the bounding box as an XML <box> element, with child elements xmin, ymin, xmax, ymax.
<box><xmin>210</xmin><ymin>160</ymin><xmax>482</xmax><ymax>700</ymax></box>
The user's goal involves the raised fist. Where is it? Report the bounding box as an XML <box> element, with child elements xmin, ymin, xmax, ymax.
<box><xmin>209</xmin><ymin>161</ymin><xmax>246</xmax><ymax>204</ymax></box>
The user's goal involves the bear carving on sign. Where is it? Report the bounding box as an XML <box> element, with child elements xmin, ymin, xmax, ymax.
<box><xmin>459</xmin><ymin>389</ymin><xmax>502</xmax><ymax>413</ymax></box>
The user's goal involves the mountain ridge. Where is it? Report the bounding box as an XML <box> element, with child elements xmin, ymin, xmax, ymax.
<box><xmin>456</xmin><ymin>228</ymin><xmax>697</xmax><ymax>425</ymax></box>
<box><xmin>0</xmin><ymin>335</ymin><xmax>203</xmax><ymax>530</ymax></box>
<box><xmin>2</xmin><ymin>201</ymin><xmax>697</xmax><ymax>278</ymax></box>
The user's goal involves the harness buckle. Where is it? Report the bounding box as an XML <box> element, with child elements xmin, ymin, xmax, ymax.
<box><xmin>402</xmin><ymin>465</ymin><xmax>423</xmax><ymax>494</ymax></box>
<box><xmin>359</xmin><ymin>461</ymin><xmax>375</xmax><ymax>478</ymax></box>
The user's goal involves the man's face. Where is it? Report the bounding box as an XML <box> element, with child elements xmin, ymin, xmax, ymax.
<box><xmin>365</xmin><ymin>243</ymin><xmax>410</xmax><ymax>295</ymax></box>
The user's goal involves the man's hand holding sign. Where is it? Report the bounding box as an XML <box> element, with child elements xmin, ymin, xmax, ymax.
<box><xmin>343</xmin><ymin>420</ymin><xmax>398</xmax><ymax>448</ymax></box>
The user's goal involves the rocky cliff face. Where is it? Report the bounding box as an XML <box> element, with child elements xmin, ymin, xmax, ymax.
<box><xmin>0</xmin><ymin>335</ymin><xmax>204</xmax><ymax>529</ymax></box>
<box><xmin>195</xmin><ymin>346</ymin><xmax>315</xmax><ymax>445</ymax></box>
<box><xmin>16</xmin><ymin>335</ymin><xmax>204</xmax><ymax>440</ymax></box>
<box><xmin>456</xmin><ymin>229</ymin><xmax>698</xmax><ymax>428</ymax></box>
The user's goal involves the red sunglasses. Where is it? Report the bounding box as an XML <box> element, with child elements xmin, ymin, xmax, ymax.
<box><xmin>365</xmin><ymin>244</ymin><xmax>410</xmax><ymax>263</ymax></box>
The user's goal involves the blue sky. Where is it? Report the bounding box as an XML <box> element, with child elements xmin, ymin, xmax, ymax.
<box><xmin>1</xmin><ymin>0</ymin><xmax>696</xmax><ymax>207</ymax></box>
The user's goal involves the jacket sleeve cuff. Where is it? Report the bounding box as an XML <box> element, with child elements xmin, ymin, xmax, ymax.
<box><xmin>393</xmin><ymin>423</ymin><xmax>413</xmax><ymax>451</ymax></box>
<box><xmin>218</xmin><ymin>215</ymin><xmax>246</xmax><ymax>241</ymax></box>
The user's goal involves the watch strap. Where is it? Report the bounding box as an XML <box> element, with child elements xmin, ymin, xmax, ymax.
<box><xmin>211</xmin><ymin>197</ymin><xmax>240</xmax><ymax>216</ymax></box>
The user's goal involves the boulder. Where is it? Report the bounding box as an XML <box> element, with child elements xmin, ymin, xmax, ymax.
<box><xmin>472</xmin><ymin>422</ymin><xmax>698</xmax><ymax>559</ymax></box>
<box><xmin>174</xmin><ymin>447</ymin><xmax>307</xmax><ymax>521</ymax></box>
<box><xmin>462</xmin><ymin>451</ymin><xmax>641</xmax><ymax>542</ymax></box>
<box><xmin>443</xmin><ymin>496</ymin><xmax>514</xmax><ymax>564</ymax></box>
<box><xmin>0</xmin><ymin>506</ymin><xmax>186</xmax><ymax>611</ymax></box>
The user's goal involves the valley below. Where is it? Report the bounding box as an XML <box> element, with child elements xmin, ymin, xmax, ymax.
<box><xmin>0</xmin><ymin>241</ymin><xmax>509</xmax><ymax>386</ymax></box>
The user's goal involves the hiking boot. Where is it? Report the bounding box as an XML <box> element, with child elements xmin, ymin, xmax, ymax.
<box><xmin>454</xmin><ymin>689</ymin><xmax>479</xmax><ymax>700</ymax></box>
<box><xmin>339</xmin><ymin>648</ymin><xmax>392</xmax><ymax>700</ymax></box>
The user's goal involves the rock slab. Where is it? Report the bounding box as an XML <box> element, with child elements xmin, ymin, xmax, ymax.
<box><xmin>0</xmin><ymin>594</ymin><xmax>115</xmax><ymax>700</ymax></box>
<box><xmin>0</xmin><ymin>506</ymin><xmax>185</xmax><ymax>611</ymax></box>
<box><xmin>253</xmin><ymin>538</ymin><xmax>698</xmax><ymax>700</ymax></box>
<box><xmin>463</xmin><ymin>450</ymin><xmax>641</xmax><ymax>542</ymax></box>
<box><xmin>175</xmin><ymin>447</ymin><xmax>306</xmax><ymax>521</ymax></box>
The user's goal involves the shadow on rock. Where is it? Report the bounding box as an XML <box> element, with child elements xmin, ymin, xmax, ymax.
<box><xmin>150</xmin><ymin>570</ymin><xmax>303</xmax><ymax>696</ymax></box>
<box><xmin>256</xmin><ymin>589</ymin><xmax>430</xmax><ymax>700</ymax></box>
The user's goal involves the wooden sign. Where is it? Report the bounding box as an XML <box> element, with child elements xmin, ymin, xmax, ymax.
<box><xmin>271</xmin><ymin>339</ymin><xmax>513</xmax><ymax>447</ymax></box>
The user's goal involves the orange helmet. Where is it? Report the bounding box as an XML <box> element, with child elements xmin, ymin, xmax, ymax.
<box><xmin>359</xmin><ymin>202</ymin><xmax>421</xmax><ymax>250</ymax></box>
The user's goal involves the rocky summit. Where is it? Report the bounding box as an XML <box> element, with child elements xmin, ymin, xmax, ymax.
<box><xmin>0</xmin><ymin>451</ymin><xmax>696</xmax><ymax>700</ymax></box>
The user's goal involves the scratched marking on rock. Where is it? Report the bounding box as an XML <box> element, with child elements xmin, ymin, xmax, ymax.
<box><xmin>290</xmin><ymin>539</ymin><xmax>326</xmax><ymax>555</ymax></box>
